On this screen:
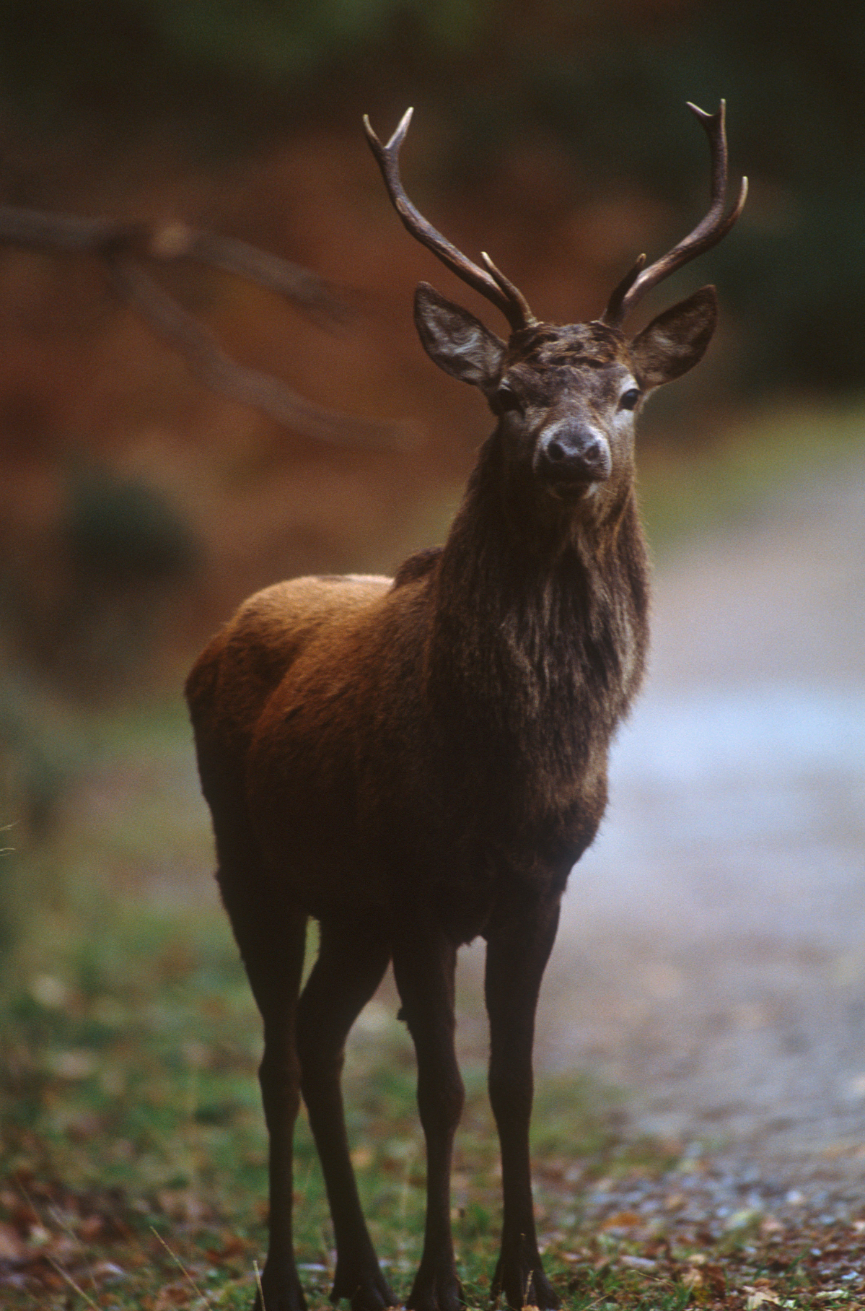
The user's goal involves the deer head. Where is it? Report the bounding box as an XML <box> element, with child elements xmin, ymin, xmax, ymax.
<box><xmin>364</xmin><ymin>104</ymin><xmax>746</xmax><ymax>513</ymax></box>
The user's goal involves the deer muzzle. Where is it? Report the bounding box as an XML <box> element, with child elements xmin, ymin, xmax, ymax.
<box><xmin>535</xmin><ymin>420</ymin><xmax>612</xmax><ymax>496</ymax></box>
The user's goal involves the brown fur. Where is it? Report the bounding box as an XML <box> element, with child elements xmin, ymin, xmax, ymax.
<box><xmin>187</xmin><ymin>280</ymin><xmax>718</xmax><ymax>1311</ymax></box>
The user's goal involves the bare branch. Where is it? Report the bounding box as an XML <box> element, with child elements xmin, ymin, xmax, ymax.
<box><xmin>0</xmin><ymin>204</ymin><xmax>128</xmax><ymax>253</ymax></box>
<box><xmin>107</xmin><ymin>254</ymin><xmax>410</xmax><ymax>447</ymax></box>
<box><xmin>0</xmin><ymin>204</ymin><xmax>343</xmax><ymax>322</ymax></box>
<box><xmin>0</xmin><ymin>202</ymin><xmax>407</xmax><ymax>446</ymax></box>
<box><xmin>145</xmin><ymin>223</ymin><xmax>348</xmax><ymax>326</ymax></box>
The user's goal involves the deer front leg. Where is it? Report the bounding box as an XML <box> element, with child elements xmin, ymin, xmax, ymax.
<box><xmin>392</xmin><ymin>930</ymin><xmax>464</xmax><ymax>1311</ymax></box>
<box><xmin>485</xmin><ymin>894</ymin><xmax>561</xmax><ymax>1310</ymax></box>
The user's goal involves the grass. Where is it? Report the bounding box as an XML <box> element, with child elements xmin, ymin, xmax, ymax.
<box><xmin>2</xmin><ymin>397</ymin><xmax>865</xmax><ymax>1307</ymax></box>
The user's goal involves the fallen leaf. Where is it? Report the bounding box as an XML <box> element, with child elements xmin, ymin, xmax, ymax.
<box><xmin>744</xmin><ymin>1284</ymin><xmax>782</xmax><ymax>1309</ymax></box>
<box><xmin>599</xmin><ymin>1210</ymin><xmax>643</xmax><ymax>1231</ymax></box>
<box><xmin>152</xmin><ymin>1279</ymin><xmax>194</xmax><ymax>1308</ymax></box>
<box><xmin>92</xmin><ymin>1260</ymin><xmax>126</xmax><ymax>1283</ymax></box>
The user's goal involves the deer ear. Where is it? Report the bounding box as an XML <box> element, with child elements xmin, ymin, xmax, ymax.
<box><xmin>414</xmin><ymin>282</ymin><xmax>507</xmax><ymax>387</ymax></box>
<box><xmin>629</xmin><ymin>285</ymin><xmax>718</xmax><ymax>388</ymax></box>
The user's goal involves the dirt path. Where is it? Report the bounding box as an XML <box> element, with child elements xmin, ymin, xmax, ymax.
<box><xmin>534</xmin><ymin>450</ymin><xmax>865</xmax><ymax>1209</ymax></box>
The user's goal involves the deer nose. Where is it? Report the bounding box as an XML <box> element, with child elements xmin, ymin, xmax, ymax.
<box><xmin>536</xmin><ymin>423</ymin><xmax>612</xmax><ymax>489</ymax></box>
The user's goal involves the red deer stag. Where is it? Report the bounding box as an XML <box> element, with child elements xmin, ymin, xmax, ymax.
<box><xmin>186</xmin><ymin>102</ymin><xmax>746</xmax><ymax>1311</ymax></box>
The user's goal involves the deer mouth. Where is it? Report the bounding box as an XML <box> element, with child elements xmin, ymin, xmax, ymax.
<box><xmin>544</xmin><ymin>473</ymin><xmax>605</xmax><ymax>502</ymax></box>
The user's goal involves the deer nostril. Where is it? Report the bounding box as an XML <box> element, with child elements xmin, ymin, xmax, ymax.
<box><xmin>546</xmin><ymin>439</ymin><xmax>569</xmax><ymax>463</ymax></box>
<box><xmin>587</xmin><ymin>439</ymin><xmax>611</xmax><ymax>471</ymax></box>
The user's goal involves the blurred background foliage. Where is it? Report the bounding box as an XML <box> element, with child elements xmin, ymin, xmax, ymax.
<box><xmin>0</xmin><ymin>0</ymin><xmax>863</xmax><ymax>969</ymax></box>
<box><xmin>0</xmin><ymin>0</ymin><xmax>864</xmax><ymax>390</ymax></box>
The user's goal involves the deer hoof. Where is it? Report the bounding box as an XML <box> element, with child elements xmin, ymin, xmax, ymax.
<box><xmin>337</xmin><ymin>1269</ymin><xmax>398</xmax><ymax>1311</ymax></box>
<box><xmin>406</xmin><ymin>1268</ymin><xmax>465</xmax><ymax>1311</ymax></box>
<box><xmin>253</xmin><ymin>1261</ymin><xmax>308</xmax><ymax>1311</ymax></box>
<box><xmin>492</xmin><ymin>1259</ymin><xmax>560</xmax><ymax>1310</ymax></box>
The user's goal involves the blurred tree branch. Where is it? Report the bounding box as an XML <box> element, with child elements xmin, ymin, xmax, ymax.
<box><xmin>0</xmin><ymin>204</ymin><xmax>408</xmax><ymax>447</ymax></box>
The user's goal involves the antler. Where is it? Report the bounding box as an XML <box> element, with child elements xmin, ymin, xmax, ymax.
<box><xmin>364</xmin><ymin>108</ymin><xmax>537</xmax><ymax>333</ymax></box>
<box><xmin>0</xmin><ymin>204</ymin><xmax>407</xmax><ymax>447</ymax></box>
<box><xmin>601</xmin><ymin>100</ymin><xmax>748</xmax><ymax>328</ymax></box>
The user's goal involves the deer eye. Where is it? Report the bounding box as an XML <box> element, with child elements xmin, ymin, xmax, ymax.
<box><xmin>493</xmin><ymin>383</ymin><xmax>522</xmax><ymax>414</ymax></box>
<box><xmin>619</xmin><ymin>386</ymin><xmax>641</xmax><ymax>411</ymax></box>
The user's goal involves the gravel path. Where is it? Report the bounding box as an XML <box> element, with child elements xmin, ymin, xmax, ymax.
<box><xmin>535</xmin><ymin>450</ymin><xmax>865</xmax><ymax>1207</ymax></box>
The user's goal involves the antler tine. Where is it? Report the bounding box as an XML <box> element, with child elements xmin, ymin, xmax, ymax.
<box><xmin>479</xmin><ymin>250</ymin><xmax>536</xmax><ymax>327</ymax></box>
<box><xmin>364</xmin><ymin>109</ymin><xmax>536</xmax><ymax>332</ymax></box>
<box><xmin>601</xmin><ymin>100</ymin><xmax>748</xmax><ymax>328</ymax></box>
<box><xmin>599</xmin><ymin>252</ymin><xmax>647</xmax><ymax>329</ymax></box>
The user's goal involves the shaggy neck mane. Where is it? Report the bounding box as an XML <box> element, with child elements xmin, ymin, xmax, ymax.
<box><xmin>426</xmin><ymin>434</ymin><xmax>650</xmax><ymax>769</ymax></box>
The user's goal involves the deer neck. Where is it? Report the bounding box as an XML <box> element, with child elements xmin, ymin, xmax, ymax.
<box><xmin>427</xmin><ymin>435</ymin><xmax>650</xmax><ymax>747</ymax></box>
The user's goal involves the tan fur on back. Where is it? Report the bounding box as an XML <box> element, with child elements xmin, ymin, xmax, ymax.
<box><xmin>186</xmin><ymin>574</ymin><xmax>392</xmax><ymax>761</ymax></box>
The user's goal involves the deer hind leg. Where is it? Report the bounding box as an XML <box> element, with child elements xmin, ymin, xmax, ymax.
<box><xmin>296</xmin><ymin>919</ymin><xmax>395</xmax><ymax>1311</ymax></box>
<box><xmin>484</xmin><ymin>892</ymin><xmax>562</xmax><ymax>1310</ymax></box>
<box><xmin>215</xmin><ymin>833</ymin><xmax>309</xmax><ymax>1311</ymax></box>
<box><xmin>392</xmin><ymin>929</ymin><xmax>464</xmax><ymax>1311</ymax></box>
